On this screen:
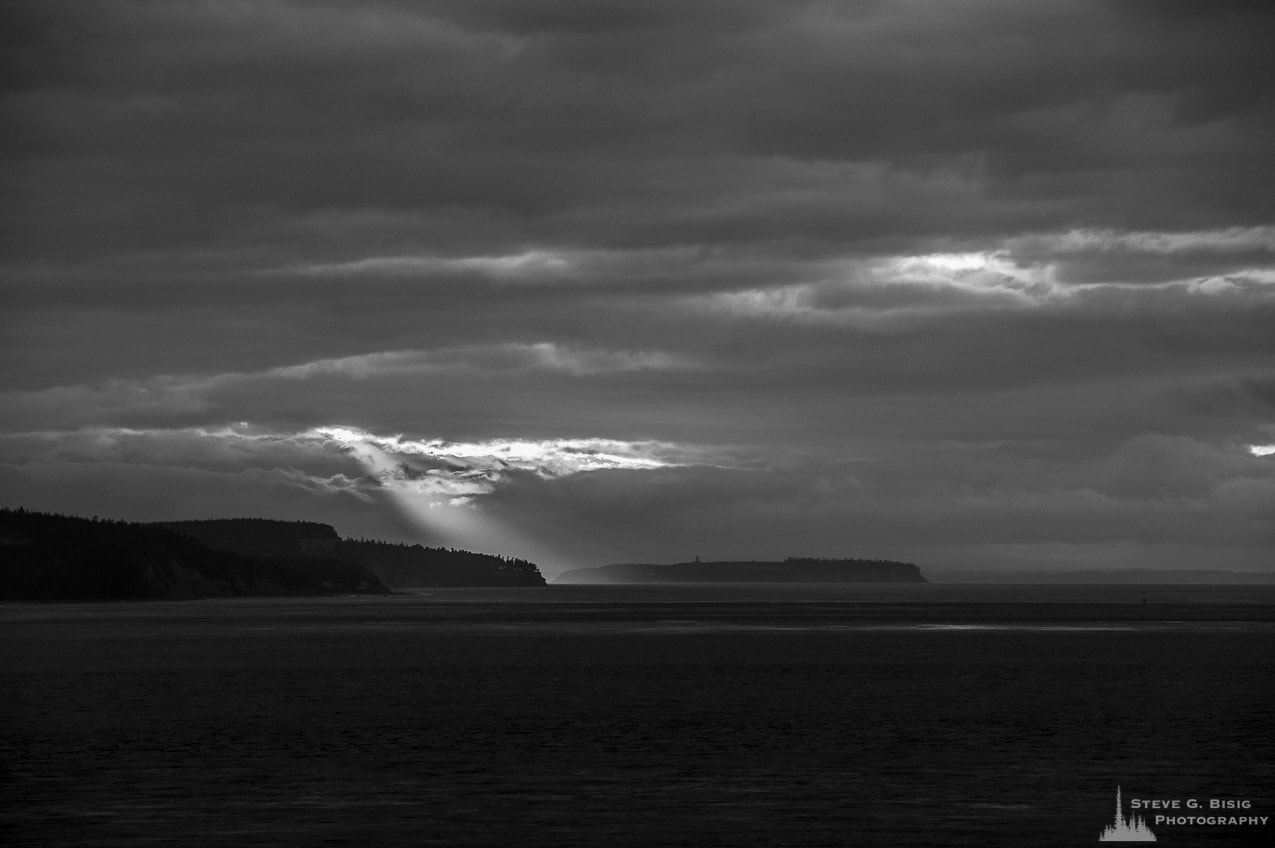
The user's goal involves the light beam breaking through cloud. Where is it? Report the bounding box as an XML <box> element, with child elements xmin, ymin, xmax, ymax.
<box><xmin>303</xmin><ymin>426</ymin><xmax>693</xmax><ymax>563</ymax></box>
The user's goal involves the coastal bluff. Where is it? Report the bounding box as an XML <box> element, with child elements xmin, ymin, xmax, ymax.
<box><xmin>0</xmin><ymin>509</ymin><xmax>386</xmax><ymax>601</ymax></box>
<box><xmin>0</xmin><ymin>509</ymin><xmax>545</xmax><ymax>601</ymax></box>
<box><xmin>161</xmin><ymin>518</ymin><xmax>546</xmax><ymax>589</ymax></box>
<box><xmin>553</xmin><ymin>557</ymin><xmax>928</xmax><ymax>584</ymax></box>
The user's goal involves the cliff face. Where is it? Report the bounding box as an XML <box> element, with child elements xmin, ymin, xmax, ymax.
<box><xmin>553</xmin><ymin>558</ymin><xmax>928</xmax><ymax>584</ymax></box>
<box><xmin>0</xmin><ymin>509</ymin><xmax>387</xmax><ymax>601</ymax></box>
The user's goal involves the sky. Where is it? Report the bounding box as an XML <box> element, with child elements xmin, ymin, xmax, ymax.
<box><xmin>2</xmin><ymin>0</ymin><xmax>1273</xmax><ymax>577</ymax></box>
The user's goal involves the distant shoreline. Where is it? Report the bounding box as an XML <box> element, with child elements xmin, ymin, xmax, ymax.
<box><xmin>554</xmin><ymin>558</ymin><xmax>927</xmax><ymax>584</ymax></box>
<box><xmin>925</xmin><ymin>568</ymin><xmax>1275</xmax><ymax>584</ymax></box>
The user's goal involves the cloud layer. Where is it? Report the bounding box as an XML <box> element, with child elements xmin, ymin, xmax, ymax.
<box><xmin>3</xmin><ymin>1</ymin><xmax>1273</xmax><ymax>574</ymax></box>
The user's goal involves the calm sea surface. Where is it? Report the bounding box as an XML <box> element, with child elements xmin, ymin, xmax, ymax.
<box><xmin>3</xmin><ymin>584</ymin><xmax>1273</xmax><ymax>847</ymax></box>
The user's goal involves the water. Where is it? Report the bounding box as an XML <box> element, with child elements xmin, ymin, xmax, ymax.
<box><xmin>3</xmin><ymin>585</ymin><xmax>1273</xmax><ymax>846</ymax></box>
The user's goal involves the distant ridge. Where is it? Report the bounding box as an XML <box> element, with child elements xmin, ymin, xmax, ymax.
<box><xmin>159</xmin><ymin>518</ymin><xmax>340</xmax><ymax>558</ymax></box>
<box><xmin>554</xmin><ymin>557</ymin><xmax>927</xmax><ymax>584</ymax></box>
<box><xmin>0</xmin><ymin>508</ymin><xmax>546</xmax><ymax>601</ymax></box>
<box><xmin>0</xmin><ymin>508</ymin><xmax>386</xmax><ymax>601</ymax></box>
<box><xmin>160</xmin><ymin>518</ymin><xmax>546</xmax><ymax>589</ymax></box>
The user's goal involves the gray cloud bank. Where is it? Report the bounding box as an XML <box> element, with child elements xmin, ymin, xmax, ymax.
<box><xmin>3</xmin><ymin>1</ymin><xmax>1273</xmax><ymax>575</ymax></box>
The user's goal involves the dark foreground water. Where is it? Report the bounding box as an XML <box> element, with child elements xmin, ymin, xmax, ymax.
<box><xmin>2</xmin><ymin>584</ymin><xmax>1273</xmax><ymax>847</ymax></box>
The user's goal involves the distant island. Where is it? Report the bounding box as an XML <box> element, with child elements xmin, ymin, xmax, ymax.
<box><xmin>0</xmin><ymin>508</ymin><xmax>545</xmax><ymax>601</ymax></box>
<box><xmin>553</xmin><ymin>557</ymin><xmax>928</xmax><ymax>584</ymax></box>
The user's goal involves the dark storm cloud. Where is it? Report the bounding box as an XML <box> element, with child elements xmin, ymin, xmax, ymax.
<box><xmin>2</xmin><ymin>1</ymin><xmax>1273</xmax><ymax>572</ymax></box>
<box><xmin>5</xmin><ymin>0</ymin><xmax>1272</xmax><ymax>263</ymax></box>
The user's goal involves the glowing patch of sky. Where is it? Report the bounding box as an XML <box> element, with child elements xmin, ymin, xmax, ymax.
<box><xmin>309</xmin><ymin>427</ymin><xmax>676</xmax><ymax>476</ymax></box>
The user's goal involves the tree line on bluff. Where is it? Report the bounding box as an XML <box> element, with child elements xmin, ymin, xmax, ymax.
<box><xmin>0</xmin><ymin>508</ymin><xmax>545</xmax><ymax>601</ymax></box>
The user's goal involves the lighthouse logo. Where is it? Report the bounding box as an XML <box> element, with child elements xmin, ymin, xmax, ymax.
<box><xmin>1099</xmin><ymin>786</ymin><xmax>1156</xmax><ymax>842</ymax></box>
